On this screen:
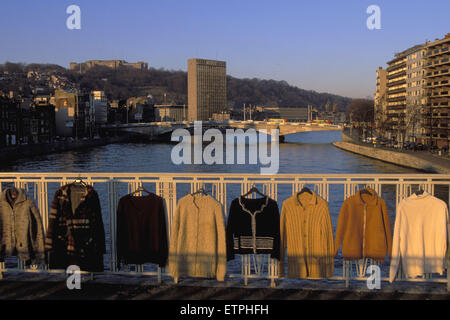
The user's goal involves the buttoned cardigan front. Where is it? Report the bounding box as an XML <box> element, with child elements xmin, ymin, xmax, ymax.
<box><xmin>169</xmin><ymin>194</ymin><xmax>227</xmax><ymax>282</ymax></box>
<box><xmin>280</xmin><ymin>191</ymin><xmax>334</xmax><ymax>278</ymax></box>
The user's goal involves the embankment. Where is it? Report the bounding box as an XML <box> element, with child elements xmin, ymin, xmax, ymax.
<box><xmin>333</xmin><ymin>141</ymin><xmax>450</xmax><ymax>174</ymax></box>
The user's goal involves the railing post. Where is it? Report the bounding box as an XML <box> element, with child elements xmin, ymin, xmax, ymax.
<box><xmin>108</xmin><ymin>179</ymin><xmax>119</xmax><ymax>273</ymax></box>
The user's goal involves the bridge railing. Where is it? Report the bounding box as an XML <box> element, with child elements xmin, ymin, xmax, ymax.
<box><xmin>0</xmin><ymin>172</ymin><xmax>448</xmax><ymax>290</ymax></box>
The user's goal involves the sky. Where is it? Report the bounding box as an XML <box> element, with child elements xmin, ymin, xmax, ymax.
<box><xmin>0</xmin><ymin>0</ymin><xmax>449</xmax><ymax>99</ymax></box>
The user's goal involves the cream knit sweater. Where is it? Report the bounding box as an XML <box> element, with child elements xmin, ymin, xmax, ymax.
<box><xmin>389</xmin><ymin>192</ymin><xmax>448</xmax><ymax>282</ymax></box>
<box><xmin>169</xmin><ymin>194</ymin><xmax>227</xmax><ymax>282</ymax></box>
<box><xmin>280</xmin><ymin>192</ymin><xmax>334</xmax><ymax>278</ymax></box>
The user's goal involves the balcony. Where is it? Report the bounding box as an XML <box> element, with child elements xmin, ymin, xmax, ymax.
<box><xmin>386</xmin><ymin>105</ymin><xmax>406</xmax><ymax>111</ymax></box>
<box><xmin>424</xmin><ymin>69</ymin><xmax>450</xmax><ymax>78</ymax></box>
<box><xmin>387</xmin><ymin>87</ymin><xmax>406</xmax><ymax>95</ymax></box>
<box><xmin>387</xmin><ymin>61</ymin><xmax>406</xmax><ymax>72</ymax></box>
<box><xmin>387</xmin><ymin>70</ymin><xmax>406</xmax><ymax>80</ymax></box>
<box><xmin>426</xmin><ymin>46</ymin><xmax>450</xmax><ymax>58</ymax></box>
<box><xmin>0</xmin><ymin>172</ymin><xmax>449</xmax><ymax>289</ymax></box>
<box><xmin>424</xmin><ymin>80</ymin><xmax>450</xmax><ymax>88</ymax></box>
<box><xmin>388</xmin><ymin>78</ymin><xmax>407</xmax><ymax>86</ymax></box>
<box><xmin>387</xmin><ymin>96</ymin><xmax>407</xmax><ymax>103</ymax></box>
<box><xmin>426</xmin><ymin>58</ymin><xmax>450</xmax><ymax>68</ymax></box>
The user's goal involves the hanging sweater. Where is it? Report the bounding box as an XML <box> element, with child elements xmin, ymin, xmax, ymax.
<box><xmin>280</xmin><ymin>192</ymin><xmax>334</xmax><ymax>278</ymax></box>
<box><xmin>334</xmin><ymin>188</ymin><xmax>392</xmax><ymax>262</ymax></box>
<box><xmin>169</xmin><ymin>194</ymin><xmax>227</xmax><ymax>282</ymax></box>
<box><xmin>117</xmin><ymin>193</ymin><xmax>168</xmax><ymax>268</ymax></box>
<box><xmin>0</xmin><ymin>188</ymin><xmax>46</xmax><ymax>264</ymax></box>
<box><xmin>45</xmin><ymin>184</ymin><xmax>106</xmax><ymax>272</ymax></box>
<box><xmin>389</xmin><ymin>192</ymin><xmax>448</xmax><ymax>282</ymax></box>
<box><xmin>226</xmin><ymin>196</ymin><xmax>281</xmax><ymax>261</ymax></box>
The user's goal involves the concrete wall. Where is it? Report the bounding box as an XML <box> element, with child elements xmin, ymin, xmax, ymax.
<box><xmin>333</xmin><ymin>141</ymin><xmax>449</xmax><ymax>174</ymax></box>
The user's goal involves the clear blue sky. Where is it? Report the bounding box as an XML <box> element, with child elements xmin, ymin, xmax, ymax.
<box><xmin>0</xmin><ymin>0</ymin><xmax>449</xmax><ymax>98</ymax></box>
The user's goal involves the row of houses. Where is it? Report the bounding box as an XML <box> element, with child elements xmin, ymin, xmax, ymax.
<box><xmin>0</xmin><ymin>88</ymin><xmax>196</xmax><ymax>147</ymax></box>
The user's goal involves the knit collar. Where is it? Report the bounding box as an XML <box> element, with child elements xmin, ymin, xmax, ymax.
<box><xmin>0</xmin><ymin>188</ymin><xmax>27</xmax><ymax>207</ymax></box>
<box><xmin>239</xmin><ymin>196</ymin><xmax>269</xmax><ymax>216</ymax></box>
<box><xmin>357</xmin><ymin>188</ymin><xmax>378</xmax><ymax>206</ymax></box>
<box><xmin>409</xmin><ymin>191</ymin><xmax>431</xmax><ymax>200</ymax></box>
<box><xmin>295</xmin><ymin>190</ymin><xmax>318</xmax><ymax>208</ymax></box>
<box><xmin>189</xmin><ymin>193</ymin><xmax>211</xmax><ymax>210</ymax></box>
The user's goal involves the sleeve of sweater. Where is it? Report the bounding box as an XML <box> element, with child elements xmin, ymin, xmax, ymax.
<box><xmin>214</xmin><ymin>201</ymin><xmax>227</xmax><ymax>281</ymax></box>
<box><xmin>45</xmin><ymin>189</ymin><xmax>61</xmax><ymax>253</ymax></box>
<box><xmin>322</xmin><ymin>203</ymin><xmax>335</xmax><ymax>278</ymax></box>
<box><xmin>92</xmin><ymin>191</ymin><xmax>106</xmax><ymax>255</ymax></box>
<box><xmin>381</xmin><ymin>199</ymin><xmax>393</xmax><ymax>260</ymax></box>
<box><xmin>270</xmin><ymin>201</ymin><xmax>281</xmax><ymax>261</ymax></box>
<box><xmin>389</xmin><ymin>202</ymin><xmax>403</xmax><ymax>283</ymax></box>
<box><xmin>435</xmin><ymin>201</ymin><xmax>448</xmax><ymax>271</ymax></box>
<box><xmin>279</xmin><ymin>200</ymin><xmax>288</xmax><ymax>277</ymax></box>
<box><xmin>225</xmin><ymin>200</ymin><xmax>237</xmax><ymax>261</ymax></box>
<box><xmin>29</xmin><ymin>200</ymin><xmax>46</xmax><ymax>265</ymax></box>
<box><xmin>116</xmin><ymin>197</ymin><xmax>125</xmax><ymax>269</ymax></box>
<box><xmin>169</xmin><ymin>200</ymin><xmax>182</xmax><ymax>280</ymax></box>
<box><xmin>158</xmin><ymin>197</ymin><xmax>169</xmax><ymax>268</ymax></box>
<box><xmin>334</xmin><ymin>199</ymin><xmax>349</xmax><ymax>257</ymax></box>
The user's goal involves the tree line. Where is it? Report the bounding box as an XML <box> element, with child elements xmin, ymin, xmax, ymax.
<box><xmin>0</xmin><ymin>62</ymin><xmax>354</xmax><ymax>111</ymax></box>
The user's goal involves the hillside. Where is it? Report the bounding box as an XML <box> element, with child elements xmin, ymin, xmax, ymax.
<box><xmin>0</xmin><ymin>62</ymin><xmax>353</xmax><ymax>111</ymax></box>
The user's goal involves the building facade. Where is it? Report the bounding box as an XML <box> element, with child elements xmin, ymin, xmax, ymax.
<box><xmin>70</xmin><ymin>60</ymin><xmax>148</xmax><ymax>72</ymax></box>
<box><xmin>54</xmin><ymin>90</ymin><xmax>94</xmax><ymax>138</ymax></box>
<box><xmin>374</xmin><ymin>67</ymin><xmax>387</xmax><ymax>133</ymax></box>
<box><xmin>383</xmin><ymin>45</ymin><xmax>425</xmax><ymax>143</ymax></box>
<box><xmin>423</xmin><ymin>34</ymin><xmax>450</xmax><ymax>148</ymax></box>
<box><xmin>154</xmin><ymin>104</ymin><xmax>186</xmax><ymax>122</ymax></box>
<box><xmin>90</xmin><ymin>91</ymin><xmax>108</xmax><ymax>126</ymax></box>
<box><xmin>188</xmin><ymin>59</ymin><xmax>227</xmax><ymax>121</ymax></box>
<box><xmin>255</xmin><ymin>106</ymin><xmax>310</xmax><ymax>122</ymax></box>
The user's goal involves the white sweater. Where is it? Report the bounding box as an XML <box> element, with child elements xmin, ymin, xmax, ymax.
<box><xmin>389</xmin><ymin>192</ymin><xmax>448</xmax><ymax>282</ymax></box>
<box><xmin>169</xmin><ymin>194</ymin><xmax>227</xmax><ymax>282</ymax></box>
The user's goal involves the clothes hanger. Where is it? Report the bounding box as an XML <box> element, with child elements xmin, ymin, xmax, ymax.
<box><xmin>360</xmin><ymin>188</ymin><xmax>372</xmax><ymax>196</ymax></box>
<box><xmin>241</xmin><ymin>185</ymin><xmax>265</xmax><ymax>198</ymax></box>
<box><xmin>191</xmin><ymin>186</ymin><xmax>207</xmax><ymax>196</ymax></box>
<box><xmin>131</xmin><ymin>185</ymin><xmax>151</xmax><ymax>195</ymax></box>
<box><xmin>72</xmin><ymin>177</ymin><xmax>87</xmax><ymax>187</ymax></box>
<box><xmin>297</xmin><ymin>186</ymin><xmax>312</xmax><ymax>197</ymax></box>
<box><xmin>415</xmin><ymin>187</ymin><xmax>425</xmax><ymax>195</ymax></box>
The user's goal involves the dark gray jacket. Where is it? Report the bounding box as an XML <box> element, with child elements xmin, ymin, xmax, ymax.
<box><xmin>0</xmin><ymin>188</ymin><xmax>46</xmax><ymax>264</ymax></box>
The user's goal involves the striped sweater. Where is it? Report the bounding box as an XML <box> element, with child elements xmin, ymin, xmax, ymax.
<box><xmin>280</xmin><ymin>192</ymin><xmax>334</xmax><ymax>278</ymax></box>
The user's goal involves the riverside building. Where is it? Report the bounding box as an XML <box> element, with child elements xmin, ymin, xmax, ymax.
<box><xmin>188</xmin><ymin>58</ymin><xmax>227</xmax><ymax>121</ymax></box>
<box><xmin>423</xmin><ymin>34</ymin><xmax>450</xmax><ymax>148</ymax></box>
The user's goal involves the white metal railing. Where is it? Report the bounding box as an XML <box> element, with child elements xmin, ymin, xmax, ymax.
<box><xmin>0</xmin><ymin>172</ymin><xmax>449</xmax><ymax>291</ymax></box>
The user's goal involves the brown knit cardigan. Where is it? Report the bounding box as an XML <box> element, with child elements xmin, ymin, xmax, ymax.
<box><xmin>334</xmin><ymin>188</ymin><xmax>392</xmax><ymax>262</ymax></box>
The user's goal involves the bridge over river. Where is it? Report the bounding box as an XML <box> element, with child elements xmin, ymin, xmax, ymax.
<box><xmin>101</xmin><ymin>120</ymin><xmax>342</xmax><ymax>142</ymax></box>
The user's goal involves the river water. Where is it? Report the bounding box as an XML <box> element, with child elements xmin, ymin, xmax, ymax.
<box><xmin>2</xmin><ymin>131</ymin><xmax>444</xmax><ymax>278</ymax></box>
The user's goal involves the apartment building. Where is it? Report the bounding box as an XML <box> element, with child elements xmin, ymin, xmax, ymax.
<box><xmin>374</xmin><ymin>67</ymin><xmax>387</xmax><ymax>132</ymax></box>
<box><xmin>423</xmin><ymin>34</ymin><xmax>450</xmax><ymax>148</ymax></box>
<box><xmin>383</xmin><ymin>44</ymin><xmax>425</xmax><ymax>143</ymax></box>
<box><xmin>188</xmin><ymin>58</ymin><xmax>227</xmax><ymax>121</ymax></box>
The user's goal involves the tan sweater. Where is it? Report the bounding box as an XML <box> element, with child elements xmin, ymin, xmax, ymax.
<box><xmin>334</xmin><ymin>188</ymin><xmax>392</xmax><ymax>262</ymax></box>
<box><xmin>169</xmin><ymin>194</ymin><xmax>227</xmax><ymax>282</ymax></box>
<box><xmin>280</xmin><ymin>192</ymin><xmax>334</xmax><ymax>278</ymax></box>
